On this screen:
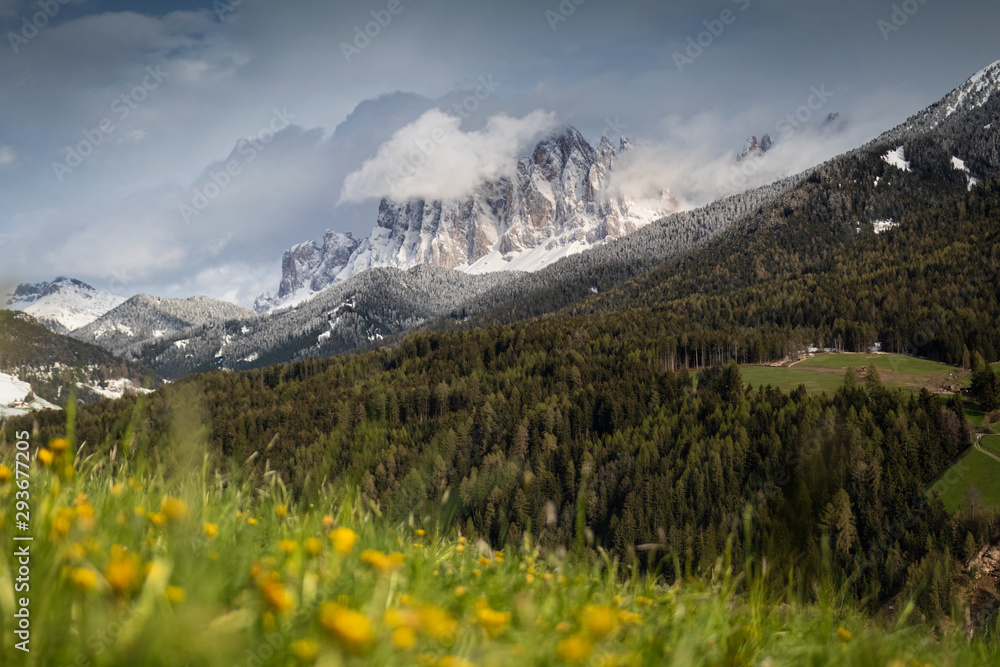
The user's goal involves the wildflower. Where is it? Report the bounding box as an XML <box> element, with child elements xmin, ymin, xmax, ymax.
<box><xmin>419</xmin><ymin>605</ymin><xmax>459</xmax><ymax>644</ymax></box>
<box><xmin>618</xmin><ymin>610</ymin><xmax>642</xmax><ymax>626</ymax></box>
<box><xmin>203</xmin><ymin>522</ymin><xmax>219</xmax><ymax>539</ymax></box>
<box><xmin>385</xmin><ymin>608</ymin><xmax>421</xmax><ymax>630</ymax></box>
<box><xmin>260</xmin><ymin>579</ymin><xmax>295</xmax><ymax>614</ymax></box>
<box><xmin>526</xmin><ymin>574</ymin><xmax>535</xmax><ymax>583</ymax></box>
<box><xmin>276</xmin><ymin>504</ymin><xmax>288</xmax><ymax>518</ymax></box>
<box><xmin>165</xmin><ymin>586</ymin><xmax>186</xmax><ymax>603</ymax></box>
<box><xmin>392</xmin><ymin>626</ymin><xmax>417</xmax><ymax>650</ymax></box>
<box><xmin>279</xmin><ymin>540</ymin><xmax>297</xmax><ymax>555</ymax></box>
<box><xmin>555</xmin><ymin>621</ymin><xmax>572</xmax><ymax>633</ymax></box>
<box><xmin>37</xmin><ymin>449</ymin><xmax>53</xmax><ymax>467</ymax></box>
<box><xmin>416</xmin><ymin>528</ymin><xmax>426</xmax><ymax>537</ymax></box>
<box><xmin>248</xmin><ymin>517</ymin><xmax>258</xmax><ymax>526</ymax></box>
<box><xmin>837</xmin><ymin>627</ymin><xmax>852</xmax><ymax>642</ymax></box>
<box><xmin>360</xmin><ymin>549</ymin><xmax>404</xmax><ymax>573</ymax></box>
<box><xmin>50</xmin><ymin>438</ymin><xmax>69</xmax><ymax>453</ymax></box>
<box><xmin>458</xmin><ymin>536</ymin><xmax>467</xmax><ymax>544</ymax></box>
<box><xmin>330</xmin><ymin>527</ymin><xmax>357</xmax><ymax>555</ymax></box>
<box><xmin>636</xmin><ymin>596</ymin><xmax>653</xmax><ymax>607</ymax></box>
<box><xmin>104</xmin><ymin>545</ymin><xmax>141</xmax><ymax>597</ymax></box>
<box><xmin>0</xmin><ymin>464</ymin><xmax>11</xmax><ymax>483</ymax></box>
<box><xmin>320</xmin><ymin>603</ymin><xmax>374</xmax><ymax>654</ymax></box>
<box><xmin>475</xmin><ymin>599</ymin><xmax>511</xmax><ymax>638</ymax></box>
<box><xmin>68</xmin><ymin>543</ymin><xmax>86</xmax><ymax>560</ymax></box>
<box><xmin>292</xmin><ymin>639</ymin><xmax>318</xmax><ymax>663</ymax></box>
<box><xmin>478</xmin><ymin>557</ymin><xmax>492</xmax><ymax>567</ymax></box>
<box><xmin>110</xmin><ymin>482</ymin><xmax>125</xmax><ymax>496</ymax></box>
<box><xmin>69</xmin><ymin>568</ymin><xmax>98</xmax><ymax>592</ymax></box>
<box><xmin>53</xmin><ymin>507</ymin><xmax>75</xmax><ymax>537</ymax></box>
<box><xmin>557</xmin><ymin>634</ymin><xmax>594</xmax><ymax>664</ymax></box>
<box><xmin>454</xmin><ymin>586</ymin><xmax>467</xmax><ymax>597</ymax></box>
<box><xmin>148</xmin><ymin>512</ymin><xmax>167</xmax><ymax>527</ymax></box>
<box><xmin>304</xmin><ymin>537</ymin><xmax>323</xmax><ymax>558</ymax></box>
<box><xmin>456</xmin><ymin>544</ymin><xmax>465</xmax><ymax>553</ymax></box>
<box><xmin>322</xmin><ymin>514</ymin><xmax>335</xmax><ymax>528</ymax></box>
<box><xmin>160</xmin><ymin>496</ymin><xmax>188</xmax><ymax>522</ymax></box>
<box><xmin>582</xmin><ymin>605</ymin><xmax>618</xmax><ymax>639</ymax></box>
<box><xmin>134</xmin><ymin>506</ymin><xmax>145</xmax><ymax>517</ymax></box>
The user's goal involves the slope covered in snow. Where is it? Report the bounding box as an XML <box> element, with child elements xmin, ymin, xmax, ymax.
<box><xmin>3</xmin><ymin>277</ymin><xmax>125</xmax><ymax>333</ymax></box>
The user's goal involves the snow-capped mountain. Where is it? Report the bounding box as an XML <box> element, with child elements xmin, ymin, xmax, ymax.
<box><xmin>737</xmin><ymin>135</ymin><xmax>773</xmax><ymax>161</ymax></box>
<box><xmin>3</xmin><ymin>277</ymin><xmax>125</xmax><ymax>334</ymax></box>
<box><xmin>256</xmin><ymin>127</ymin><xmax>675</xmax><ymax>313</ymax></box>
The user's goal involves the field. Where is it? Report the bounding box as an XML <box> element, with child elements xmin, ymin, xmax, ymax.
<box><xmin>740</xmin><ymin>353</ymin><xmax>964</xmax><ymax>395</ymax></box>
<box><xmin>1</xmin><ymin>432</ymin><xmax>998</xmax><ymax>666</ymax></box>
<box><xmin>929</xmin><ymin>435</ymin><xmax>1000</xmax><ymax>513</ymax></box>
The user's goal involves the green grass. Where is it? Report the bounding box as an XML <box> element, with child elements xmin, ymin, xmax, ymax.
<box><xmin>740</xmin><ymin>366</ymin><xmax>846</xmax><ymax>395</ymax></box>
<box><xmin>741</xmin><ymin>353</ymin><xmax>964</xmax><ymax>396</ymax></box>
<box><xmin>2</xmin><ymin>429</ymin><xmax>999</xmax><ymax>665</ymax></box>
<box><xmin>929</xmin><ymin>436</ymin><xmax>1000</xmax><ymax>513</ymax></box>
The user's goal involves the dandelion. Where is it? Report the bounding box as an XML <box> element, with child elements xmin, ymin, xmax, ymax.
<box><xmin>320</xmin><ymin>603</ymin><xmax>373</xmax><ymax>655</ymax></box>
<box><xmin>110</xmin><ymin>482</ymin><xmax>125</xmax><ymax>496</ymax></box>
<box><xmin>304</xmin><ymin>537</ymin><xmax>323</xmax><ymax>558</ymax></box>
<box><xmin>419</xmin><ymin>605</ymin><xmax>459</xmax><ymax>644</ymax></box>
<box><xmin>636</xmin><ymin>596</ymin><xmax>653</xmax><ymax>607</ymax></box>
<box><xmin>160</xmin><ymin>496</ymin><xmax>188</xmax><ymax>522</ymax></box>
<box><xmin>0</xmin><ymin>464</ymin><xmax>11</xmax><ymax>483</ymax></box>
<box><xmin>582</xmin><ymin>605</ymin><xmax>618</xmax><ymax>639</ymax></box>
<box><xmin>439</xmin><ymin>658</ymin><xmax>474</xmax><ymax>667</ymax></box>
<box><xmin>134</xmin><ymin>506</ymin><xmax>146</xmax><ymax>517</ymax></box>
<box><xmin>322</xmin><ymin>514</ymin><xmax>335</xmax><ymax>528</ymax></box>
<box><xmin>618</xmin><ymin>610</ymin><xmax>641</xmax><ymax>626</ymax></box>
<box><xmin>557</xmin><ymin>634</ymin><xmax>594</xmax><ymax>664</ymax></box>
<box><xmin>104</xmin><ymin>545</ymin><xmax>141</xmax><ymax>597</ymax></box>
<box><xmin>416</xmin><ymin>528</ymin><xmax>426</xmax><ymax>537</ymax></box>
<box><xmin>248</xmin><ymin>517</ymin><xmax>258</xmax><ymax>526</ymax></box>
<box><xmin>260</xmin><ymin>579</ymin><xmax>295</xmax><ymax>614</ymax></box>
<box><xmin>279</xmin><ymin>540</ymin><xmax>297</xmax><ymax>555</ymax></box>
<box><xmin>291</xmin><ymin>639</ymin><xmax>318</xmax><ymax>663</ymax></box>
<box><xmin>165</xmin><ymin>586</ymin><xmax>186</xmax><ymax>603</ymax></box>
<box><xmin>454</xmin><ymin>586</ymin><xmax>467</xmax><ymax>597</ymax></box>
<box><xmin>392</xmin><ymin>626</ymin><xmax>417</xmax><ymax>650</ymax></box>
<box><xmin>50</xmin><ymin>438</ymin><xmax>69</xmax><ymax>453</ymax></box>
<box><xmin>837</xmin><ymin>627</ymin><xmax>852</xmax><ymax>642</ymax></box>
<box><xmin>37</xmin><ymin>449</ymin><xmax>53</xmax><ymax>467</ymax></box>
<box><xmin>203</xmin><ymin>522</ymin><xmax>218</xmax><ymax>539</ymax></box>
<box><xmin>276</xmin><ymin>504</ymin><xmax>288</xmax><ymax>518</ymax></box>
<box><xmin>330</xmin><ymin>527</ymin><xmax>357</xmax><ymax>555</ymax></box>
<box><xmin>148</xmin><ymin>512</ymin><xmax>167</xmax><ymax>527</ymax></box>
<box><xmin>360</xmin><ymin>549</ymin><xmax>404</xmax><ymax>573</ymax></box>
<box><xmin>456</xmin><ymin>544</ymin><xmax>465</xmax><ymax>553</ymax></box>
<box><xmin>475</xmin><ymin>599</ymin><xmax>511</xmax><ymax>638</ymax></box>
<box><xmin>53</xmin><ymin>508</ymin><xmax>75</xmax><ymax>537</ymax></box>
<box><xmin>69</xmin><ymin>568</ymin><xmax>98</xmax><ymax>592</ymax></box>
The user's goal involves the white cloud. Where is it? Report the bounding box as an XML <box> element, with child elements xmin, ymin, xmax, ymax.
<box><xmin>340</xmin><ymin>109</ymin><xmax>559</xmax><ymax>203</ymax></box>
<box><xmin>0</xmin><ymin>145</ymin><xmax>15</xmax><ymax>167</ymax></box>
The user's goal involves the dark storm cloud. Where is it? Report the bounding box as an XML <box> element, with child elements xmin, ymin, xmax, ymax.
<box><xmin>0</xmin><ymin>0</ymin><xmax>997</xmax><ymax>304</ymax></box>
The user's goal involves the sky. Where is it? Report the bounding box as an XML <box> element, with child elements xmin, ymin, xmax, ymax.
<box><xmin>0</xmin><ymin>0</ymin><xmax>997</xmax><ymax>306</ymax></box>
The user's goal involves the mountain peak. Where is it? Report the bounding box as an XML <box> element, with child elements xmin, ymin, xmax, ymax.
<box><xmin>4</xmin><ymin>277</ymin><xmax>125</xmax><ymax>334</ymax></box>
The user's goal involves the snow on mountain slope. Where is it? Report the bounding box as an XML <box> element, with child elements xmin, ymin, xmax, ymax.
<box><xmin>256</xmin><ymin>128</ymin><xmax>675</xmax><ymax>313</ymax></box>
<box><xmin>3</xmin><ymin>277</ymin><xmax>125</xmax><ymax>333</ymax></box>
<box><xmin>0</xmin><ymin>372</ymin><xmax>31</xmax><ymax>404</ymax></box>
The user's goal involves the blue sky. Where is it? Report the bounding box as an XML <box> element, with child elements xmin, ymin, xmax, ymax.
<box><xmin>0</xmin><ymin>0</ymin><xmax>997</xmax><ymax>305</ymax></box>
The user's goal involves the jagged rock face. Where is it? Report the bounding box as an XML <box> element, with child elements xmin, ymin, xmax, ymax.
<box><xmin>258</xmin><ymin>128</ymin><xmax>672</xmax><ymax>313</ymax></box>
<box><xmin>738</xmin><ymin>134</ymin><xmax>773</xmax><ymax>161</ymax></box>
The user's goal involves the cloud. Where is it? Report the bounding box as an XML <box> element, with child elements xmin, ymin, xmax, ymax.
<box><xmin>339</xmin><ymin>109</ymin><xmax>559</xmax><ymax>203</ymax></box>
<box><xmin>0</xmin><ymin>145</ymin><xmax>14</xmax><ymax>167</ymax></box>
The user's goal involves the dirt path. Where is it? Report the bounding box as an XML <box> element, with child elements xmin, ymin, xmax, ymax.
<box><xmin>975</xmin><ymin>436</ymin><xmax>1000</xmax><ymax>465</ymax></box>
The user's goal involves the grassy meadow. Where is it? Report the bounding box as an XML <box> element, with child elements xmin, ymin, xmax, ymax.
<box><xmin>1</xmin><ymin>411</ymin><xmax>999</xmax><ymax>667</ymax></box>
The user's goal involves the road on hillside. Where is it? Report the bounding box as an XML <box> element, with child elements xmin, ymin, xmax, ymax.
<box><xmin>975</xmin><ymin>435</ymin><xmax>1000</xmax><ymax>465</ymax></box>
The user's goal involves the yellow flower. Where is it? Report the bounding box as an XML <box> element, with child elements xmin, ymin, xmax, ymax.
<box><xmin>104</xmin><ymin>545</ymin><xmax>141</xmax><ymax>597</ymax></box>
<box><xmin>291</xmin><ymin>639</ymin><xmax>318</xmax><ymax>663</ymax></box>
<box><xmin>160</xmin><ymin>496</ymin><xmax>188</xmax><ymax>522</ymax></box>
<box><xmin>69</xmin><ymin>568</ymin><xmax>98</xmax><ymax>592</ymax></box>
<box><xmin>361</xmin><ymin>549</ymin><xmax>404</xmax><ymax>573</ymax></box>
<box><xmin>439</xmin><ymin>658</ymin><xmax>474</xmax><ymax>667</ymax></box>
<box><xmin>837</xmin><ymin>627</ymin><xmax>852</xmax><ymax>642</ymax></box>
<box><xmin>456</xmin><ymin>544</ymin><xmax>465</xmax><ymax>553</ymax></box>
<box><xmin>583</xmin><ymin>605</ymin><xmax>618</xmax><ymax>639</ymax></box>
<box><xmin>37</xmin><ymin>449</ymin><xmax>53</xmax><ymax>467</ymax></box>
<box><xmin>555</xmin><ymin>621</ymin><xmax>572</xmax><ymax>633</ymax></box>
<box><xmin>165</xmin><ymin>586</ymin><xmax>186</xmax><ymax>603</ymax></box>
<box><xmin>203</xmin><ymin>522</ymin><xmax>219</xmax><ymax>539</ymax></box>
<box><xmin>330</xmin><ymin>527</ymin><xmax>358</xmax><ymax>555</ymax></box>
<box><xmin>134</xmin><ymin>506</ymin><xmax>145</xmax><ymax>517</ymax></box>
<box><xmin>276</xmin><ymin>505</ymin><xmax>288</xmax><ymax>518</ymax></box>
<box><xmin>636</xmin><ymin>596</ymin><xmax>653</xmax><ymax>607</ymax></box>
<box><xmin>392</xmin><ymin>626</ymin><xmax>417</xmax><ymax>650</ymax></box>
<box><xmin>304</xmin><ymin>537</ymin><xmax>323</xmax><ymax>558</ymax></box>
<box><xmin>454</xmin><ymin>586</ymin><xmax>467</xmax><ymax>597</ymax></box>
<box><xmin>322</xmin><ymin>514</ymin><xmax>335</xmax><ymax>529</ymax></box>
<box><xmin>618</xmin><ymin>611</ymin><xmax>641</xmax><ymax>626</ymax></box>
<box><xmin>458</xmin><ymin>536</ymin><xmax>467</xmax><ymax>544</ymax></box>
<box><xmin>279</xmin><ymin>540</ymin><xmax>297</xmax><ymax>555</ymax></box>
<box><xmin>248</xmin><ymin>517</ymin><xmax>258</xmax><ymax>526</ymax></box>
<box><xmin>320</xmin><ymin>603</ymin><xmax>373</xmax><ymax>654</ymax></box>
<box><xmin>53</xmin><ymin>507</ymin><xmax>75</xmax><ymax>537</ymax></box>
<box><xmin>148</xmin><ymin>512</ymin><xmax>167</xmax><ymax>527</ymax></box>
<box><xmin>49</xmin><ymin>438</ymin><xmax>69</xmax><ymax>452</ymax></box>
<box><xmin>475</xmin><ymin>600</ymin><xmax>511</xmax><ymax>638</ymax></box>
<box><xmin>557</xmin><ymin>634</ymin><xmax>594</xmax><ymax>664</ymax></box>
<box><xmin>0</xmin><ymin>464</ymin><xmax>11</xmax><ymax>483</ymax></box>
<box><xmin>419</xmin><ymin>605</ymin><xmax>459</xmax><ymax>644</ymax></box>
<box><xmin>416</xmin><ymin>529</ymin><xmax>426</xmax><ymax>537</ymax></box>
<box><xmin>260</xmin><ymin>579</ymin><xmax>295</xmax><ymax>614</ymax></box>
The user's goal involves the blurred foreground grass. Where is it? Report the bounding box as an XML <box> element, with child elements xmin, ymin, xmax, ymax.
<box><xmin>0</xmin><ymin>408</ymin><xmax>998</xmax><ymax>666</ymax></box>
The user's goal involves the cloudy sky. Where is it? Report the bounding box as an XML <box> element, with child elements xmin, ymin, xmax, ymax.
<box><xmin>0</xmin><ymin>0</ymin><xmax>997</xmax><ymax>305</ymax></box>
